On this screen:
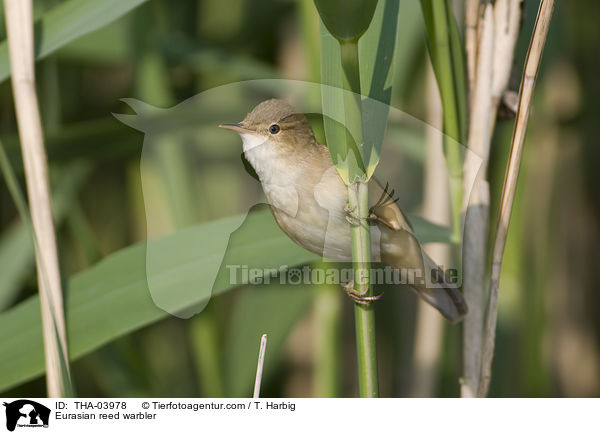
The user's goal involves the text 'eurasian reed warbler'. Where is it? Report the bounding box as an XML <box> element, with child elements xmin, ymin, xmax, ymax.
<box><xmin>220</xmin><ymin>99</ymin><xmax>467</xmax><ymax>322</ymax></box>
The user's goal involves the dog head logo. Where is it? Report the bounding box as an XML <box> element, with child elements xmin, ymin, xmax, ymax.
<box><xmin>3</xmin><ymin>400</ymin><xmax>50</xmax><ymax>431</ymax></box>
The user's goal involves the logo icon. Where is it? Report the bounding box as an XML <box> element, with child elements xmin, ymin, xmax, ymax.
<box><xmin>3</xmin><ymin>400</ymin><xmax>50</xmax><ymax>432</ymax></box>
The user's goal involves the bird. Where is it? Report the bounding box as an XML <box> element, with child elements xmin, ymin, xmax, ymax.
<box><xmin>220</xmin><ymin>99</ymin><xmax>467</xmax><ymax>322</ymax></box>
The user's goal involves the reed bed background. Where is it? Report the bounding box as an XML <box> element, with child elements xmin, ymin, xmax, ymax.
<box><xmin>0</xmin><ymin>0</ymin><xmax>598</xmax><ymax>398</ymax></box>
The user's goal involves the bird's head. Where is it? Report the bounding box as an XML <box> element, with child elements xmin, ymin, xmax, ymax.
<box><xmin>219</xmin><ymin>99</ymin><xmax>316</xmax><ymax>154</ymax></box>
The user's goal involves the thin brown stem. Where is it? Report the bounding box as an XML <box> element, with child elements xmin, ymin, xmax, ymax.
<box><xmin>478</xmin><ymin>0</ymin><xmax>555</xmax><ymax>397</ymax></box>
<box><xmin>461</xmin><ymin>0</ymin><xmax>523</xmax><ymax>398</ymax></box>
<box><xmin>3</xmin><ymin>0</ymin><xmax>72</xmax><ymax>397</ymax></box>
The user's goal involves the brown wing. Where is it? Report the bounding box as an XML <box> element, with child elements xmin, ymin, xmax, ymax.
<box><xmin>369</xmin><ymin>178</ymin><xmax>468</xmax><ymax>322</ymax></box>
<box><xmin>368</xmin><ymin>177</ymin><xmax>413</xmax><ymax>232</ymax></box>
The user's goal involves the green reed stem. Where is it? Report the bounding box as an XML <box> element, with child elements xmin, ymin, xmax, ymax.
<box><xmin>349</xmin><ymin>181</ymin><xmax>379</xmax><ymax>397</ymax></box>
<box><xmin>421</xmin><ymin>0</ymin><xmax>466</xmax><ymax>247</ymax></box>
<box><xmin>341</xmin><ymin>39</ymin><xmax>379</xmax><ymax>398</ymax></box>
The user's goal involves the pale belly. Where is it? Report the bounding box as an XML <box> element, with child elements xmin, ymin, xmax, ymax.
<box><xmin>263</xmin><ymin>173</ymin><xmax>384</xmax><ymax>262</ymax></box>
<box><xmin>271</xmin><ymin>204</ymin><xmax>353</xmax><ymax>260</ymax></box>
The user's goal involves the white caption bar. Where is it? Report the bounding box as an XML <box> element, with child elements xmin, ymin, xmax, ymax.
<box><xmin>0</xmin><ymin>398</ymin><xmax>597</xmax><ymax>433</ymax></box>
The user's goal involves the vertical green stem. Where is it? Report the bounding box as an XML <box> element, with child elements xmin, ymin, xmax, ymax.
<box><xmin>421</xmin><ymin>0</ymin><xmax>465</xmax><ymax>247</ymax></box>
<box><xmin>341</xmin><ymin>40</ymin><xmax>379</xmax><ymax>397</ymax></box>
<box><xmin>349</xmin><ymin>181</ymin><xmax>379</xmax><ymax>397</ymax></box>
<box><xmin>340</xmin><ymin>41</ymin><xmax>364</xmax><ymax>171</ymax></box>
<box><xmin>434</xmin><ymin>0</ymin><xmax>463</xmax><ymax>247</ymax></box>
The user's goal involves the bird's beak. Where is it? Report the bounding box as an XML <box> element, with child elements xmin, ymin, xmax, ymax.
<box><xmin>218</xmin><ymin>123</ymin><xmax>255</xmax><ymax>134</ymax></box>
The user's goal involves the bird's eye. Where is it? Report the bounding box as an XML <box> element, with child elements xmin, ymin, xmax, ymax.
<box><xmin>269</xmin><ymin>124</ymin><xmax>281</xmax><ymax>134</ymax></box>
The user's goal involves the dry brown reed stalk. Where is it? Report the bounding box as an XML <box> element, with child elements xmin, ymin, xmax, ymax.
<box><xmin>461</xmin><ymin>0</ymin><xmax>523</xmax><ymax>398</ymax></box>
<box><xmin>3</xmin><ymin>0</ymin><xmax>72</xmax><ymax>397</ymax></box>
<box><xmin>478</xmin><ymin>0</ymin><xmax>555</xmax><ymax>397</ymax></box>
<box><xmin>461</xmin><ymin>2</ymin><xmax>494</xmax><ymax>398</ymax></box>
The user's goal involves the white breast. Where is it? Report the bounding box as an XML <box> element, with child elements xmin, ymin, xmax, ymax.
<box><xmin>241</xmin><ymin>134</ymin><xmax>383</xmax><ymax>261</ymax></box>
<box><xmin>242</xmin><ymin>135</ymin><xmax>299</xmax><ymax>216</ymax></box>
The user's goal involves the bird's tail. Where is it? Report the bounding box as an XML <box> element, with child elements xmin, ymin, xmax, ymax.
<box><xmin>381</xmin><ymin>230</ymin><xmax>468</xmax><ymax>323</ymax></box>
<box><xmin>408</xmin><ymin>252</ymin><xmax>468</xmax><ymax>323</ymax></box>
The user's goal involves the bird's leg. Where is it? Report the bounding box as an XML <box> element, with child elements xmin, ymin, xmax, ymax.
<box><xmin>344</xmin><ymin>203</ymin><xmax>360</xmax><ymax>226</ymax></box>
<box><xmin>343</xmin><ymin>280</ymin><xmax>383</xmax><ymax>305</ymax></box>
<box><xmin>344</xmin><ymin>203</ymin><xmax>377</xmax><ymax>226</ymax></box>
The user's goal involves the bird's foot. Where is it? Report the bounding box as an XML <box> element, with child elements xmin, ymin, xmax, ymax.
<box><xmin>343</xmin><ymin>280</ymin><xmax>383</xmax><ymax>305</ymax></box>
<box><xmin>344</xmin><ymin>203</ymin><xmax>376</xmax><ymax>227</ymax></box>
<box><xmin>344</xmin><ymin>203</ymin><xmax>360</xmax><ymax>226</ymax></box>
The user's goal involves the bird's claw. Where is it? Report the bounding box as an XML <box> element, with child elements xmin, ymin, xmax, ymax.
<box><xmin>345</xmin><ymin>215</ymin><xmax>360</xmax><ymax>226</ymax></box>
<box><xmin>344</xmin><ymin>203</ymin><xmax>360</xmax><ymax>226</ymax></box>
<box><xmin>344</xmin><ymin>203</ymin><xmax>376</xmax><ymax>227</ymax></box>
<box><xmin>343</xmin><ymin>280</ymin><xmax>383</xmax><ymax>305</ymax></box>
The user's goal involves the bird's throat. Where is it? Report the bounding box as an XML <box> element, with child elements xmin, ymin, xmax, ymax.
<box><xmin>241</xmin><ymin>135</ymin><xmax>290</xmax><ymax>184</ymax></box>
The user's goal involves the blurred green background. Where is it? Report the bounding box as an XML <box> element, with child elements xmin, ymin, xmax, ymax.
<box><xmin>0</xmin><ymin>0</ymin><xmax>598</xmax><ymax>398</ymax></box>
